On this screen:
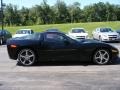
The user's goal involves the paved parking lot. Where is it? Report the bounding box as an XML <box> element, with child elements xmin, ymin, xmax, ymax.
<box><xmin>0</xmin><ymin>43</ymin><xmax>120</xmax><ymax>90</ymax></box>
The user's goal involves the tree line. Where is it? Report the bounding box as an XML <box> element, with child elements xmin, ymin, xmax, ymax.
<box><xmin>1</xmin><ymin>0</ymin><xmax>120</xmax><ymax>26</ymax></box>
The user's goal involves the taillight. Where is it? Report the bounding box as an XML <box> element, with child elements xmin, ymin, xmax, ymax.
<box><xmin>10</xmin><ymin>45</ymin><xmax>17</xmax><ymax>48</ymax></box>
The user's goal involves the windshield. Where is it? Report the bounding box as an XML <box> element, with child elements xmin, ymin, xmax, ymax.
<box><xmin>100</xmin><ymin>28</ymin><xmax>113</xmax><ymax>32</ymax></box>
<box><xmin>15</xmin><ymin>33</ymin><xmax>40</xmax><ymax>40</ymax></box>
<box><xmin>72</xmin><ymin>29</ymin><xmax>85</xmax><ymax>33</ymax></box>
<box><xmin>66</xmin><ymin>34</ymin><xmax>83</xmax><ymax>42</ymax></box>
<box><xmin>46</xmin><ymin>29</ymin><xmax>59</xmax><ymax>32</ymax></box>
<box><xmin>16</xmin><ymin>30</ymin><xmax>31</xmax><ymax>34</ymax></box>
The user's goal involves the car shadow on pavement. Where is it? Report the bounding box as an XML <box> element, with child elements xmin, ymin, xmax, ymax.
<box><xmin>35</xmin><ymin>61</ymin><xmax>93</xmax><ymax>66</ymax></box>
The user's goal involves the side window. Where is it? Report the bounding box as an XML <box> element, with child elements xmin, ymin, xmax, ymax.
<box><xmin>45</xmin><ymin>33</ymin><xmax>65</xmax><ymax>42</ymax></box>
<box><xmin>5</xmin><ymin>31</ymin><xmax>10</xmax><ymax>34</ymax></box>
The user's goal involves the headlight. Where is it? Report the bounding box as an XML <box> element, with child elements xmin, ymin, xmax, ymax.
<box><xmin>112</xmin><ymin>49</ymin><xmax>119</xmax><ymax>53</ymax></box>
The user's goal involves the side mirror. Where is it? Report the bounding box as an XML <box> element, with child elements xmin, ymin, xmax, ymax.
<box><xmin>64</xmin><ymin>39</ymin><xmax>70</xmax><ymax>45</ymax></box>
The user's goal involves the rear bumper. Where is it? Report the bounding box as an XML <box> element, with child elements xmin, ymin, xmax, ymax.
<box><xmin>7</xmin><ymin>45</ymin><xmax>18</xmax><ymax>60</ymax></box>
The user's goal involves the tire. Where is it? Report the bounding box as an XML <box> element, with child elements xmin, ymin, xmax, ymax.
<box><xmin>17</xmin><ymin>49</ymin><xmax>36</xmax><ymax>66</ymax></box>
<box><xmin>0</xmin><ymin>38</ymin><xmax>3</xmax><ymax>45</ymax></box>
<box><xmin>93</xmin><ymin>49</ymin><xmax>111</xmax><ymax>65</ymax></box>
<box><xmin>99</xmin><ymin>36</ymin><xmax>102</xmax><ymax>42</ymax></box>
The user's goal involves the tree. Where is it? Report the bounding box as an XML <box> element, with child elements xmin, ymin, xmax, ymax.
<box><xmin>4</xmin><ymin>4</ymin><xmax>20</xmax><ymax>26</ymax></box>
<box><xmin>19</xmin><ymin>7</ymin><xmax>30</xmax><ymax>25</ymax></box>
<box><xmin>3</xmin><ymin>1</ymin><xmax>120</xmax><ymax>26</ymax></box>
<box><xmin>54</xmin><ymin>0</ymin><xmax>70</xmax><ymax>23</ymax></box>
<box><xmin>68</xmin><ymin>2</ymin><xmax>82</xmax><ymax>23</ymax></box>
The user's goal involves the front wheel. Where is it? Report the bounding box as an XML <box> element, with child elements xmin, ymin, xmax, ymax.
<box><xmin>99</xmin><ymin>36</ymin><xmax>102</xmax><ymax>42</ymax></box>
<box><xmin>93</xmin><ymin>49</ymin><xmax>111</xmax><ymax>65</ymax></box>
<box><xmin>18</xmin><ymin>49</ymin><xmax>36</xmax><ymax>66</ymax></box>
<box><xmin>0</xmin><ymin>38</ymin><xmax>3</xmax><ymax>45</ymax></box>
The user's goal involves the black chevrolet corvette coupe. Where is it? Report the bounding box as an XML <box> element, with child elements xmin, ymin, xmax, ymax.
<box><xmin>7</xmin><ymin>31</ymin><xmax>119</xmax><ymax>66</ymax></box>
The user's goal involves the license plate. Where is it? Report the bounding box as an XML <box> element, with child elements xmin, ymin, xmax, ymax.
<box><xmin>110</xmin><ymin>38</ymin><xmax>115</xmax><ymax>40</ymax></box>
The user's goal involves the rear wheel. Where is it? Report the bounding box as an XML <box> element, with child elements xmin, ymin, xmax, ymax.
<box><xmin>93</xmin><ymin>49</ymin><xmax>111</xmax><ymax>65</ymax></box>
<box><xmin>0</xmin><ymin>38</ymin><xmax>3</xmax><ymax>45</ymax></box>
<box><xmin>18</xmin><ymin>49</ymin><xmax>36</xmax><ymax>66</ymax></box>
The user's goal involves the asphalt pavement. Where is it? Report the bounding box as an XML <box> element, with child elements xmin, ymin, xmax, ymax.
<box><xmin>0</xmin><ymin>43</ymin><xmax>120</xmax><ymax>90</ymax></box>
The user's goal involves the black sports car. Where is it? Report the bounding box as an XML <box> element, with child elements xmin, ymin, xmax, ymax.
<box><xmin>7</xmin><ymin>31</ymin><xmax>119</xmax><ymax>66</ymax></box>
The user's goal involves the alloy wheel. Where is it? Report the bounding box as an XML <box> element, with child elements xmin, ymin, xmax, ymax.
<box><xmin>93</xmin><ymin>49</ymin><xmax>110</xmax><ymax>65</ymax></box>
<box><xmin>18</xmin><ymin>49</ymin><xmax>35</xmax><ymax>66</ymax></box>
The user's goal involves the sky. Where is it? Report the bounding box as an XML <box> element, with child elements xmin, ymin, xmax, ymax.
<box><xmin>2</xmin><ymin>0</ymin><xmax>120</xmax><ymax>9</ymax></box>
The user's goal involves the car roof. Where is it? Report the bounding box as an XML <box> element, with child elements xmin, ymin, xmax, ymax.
<box><xmin>18</xmin><ymin>29</ymin><xmax>33</xmax><ymax>31</ymax></box>
<box><xmin>71</xmin><ymin>28</ymin><xmax>84</xmax><ymax>30</ymax></box>
<box><xmin>43</xmin><ymin>31</ymin><xmax>65</xmax><ymax>35</ymax></box>
<box><xmin>46</xmin><ymin>29</ymin><xmax>59</xmax><ymax>32</ymax></box>
<box><xmin>46</xmin><ymin>28</ymin><xmax>59</xmax><ymax>30</ymax></box>
<box><xmin>97</xmin><ymin>27</ymin><xmax>112</xmax><ymax>29</ymax></box>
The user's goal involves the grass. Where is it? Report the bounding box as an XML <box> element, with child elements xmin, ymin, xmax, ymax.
<box><xmin>1</xmin><ymin>21</ymin><xmax>120</xmax><ymax>37</ymax></box>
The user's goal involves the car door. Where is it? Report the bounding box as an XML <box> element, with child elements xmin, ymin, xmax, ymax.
<box><xmin>41</xmin><ymin>33</ymin><xmax>79</xmax><ymax>60</ymax></box>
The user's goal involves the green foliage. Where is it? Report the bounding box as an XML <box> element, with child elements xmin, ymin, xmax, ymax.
<box><xmin>2</xmin><ymin>1</ymin><xmax>120</xmax><ymax>26</ymax></box>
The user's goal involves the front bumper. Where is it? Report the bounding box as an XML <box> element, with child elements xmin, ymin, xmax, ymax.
<box><xmin>76</xmin><ymin>36</ymin><xmax>88</xmax><ymax>39</ymax></box>
<box><xmin>111</xmin><ymin>49</ymin><xmax>119</xmax><ymax>61</ymax></box>
<box><xmin>101</xmin><ymin>37</ymin><xmax>119</xmax><ymax>42</ymax></box>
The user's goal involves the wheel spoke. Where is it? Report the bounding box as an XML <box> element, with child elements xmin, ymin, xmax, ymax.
<box><xmin>95</xmin><ymin>56</ymin><xmax>101</xmax><ymax>59</ymax></box>
<box><xmin>22</xmin><ymin>60</ymin><xmax>26</xmax><ymax>64</ymax></box>
<box><xmin>28</xmin><ymin>55</ymin><xmax>34</xmax><ymax>58</ymax></box>
<box><xmin>28</xmin><ymin>60</ymin><xmax>32</xmax><ymax>64</ymax></box>
<box><xmin>25</xmin><ymin>50</ymin><xmax>29</xmax><ymax>56</ymax></box>
<box><xmin>98</xmin><ymin>51</ymin><xmax>102</xmax><ymax>56</ymax></box>
<box><xmin>103</xmin><ymin>52</ymin><xmax>107</xmax><ymax>57</ymax></box>
<box><xmin>20</xmin><ymin>55</ymin><xmax>26</xmax><ymax>58</ymax></box>
<box><xmin>99</xmin><ymin>60</ymin><xmax>103</xmax><ymax>64</ymax></box>
<box><xmin>103</xmin><ymin>57</ymin><xmax>108</xmax><ymax>61</ymax></box>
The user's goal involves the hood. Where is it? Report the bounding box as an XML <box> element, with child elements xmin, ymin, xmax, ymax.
<box><xmin>69</xmin><ymin>33</ymin><xmax>88</xmax><ymax>37</ymax></box>
<box><xmin>100</xmin><ymin>32</ymin><xmax>118</xmax><ymax>36</ymax></box>
<box><xmin>12</xmin><ymin>34</ymin><xmax>29</xmax><ymax>38</ymax></box>
<box><xmin>78</xmin><ymin>39</ymin><xmax>102</xmax><ymax>44</ymax></box>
